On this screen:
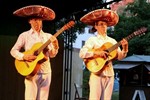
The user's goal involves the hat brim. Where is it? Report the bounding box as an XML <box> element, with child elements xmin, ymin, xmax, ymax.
<box><xmin>80</xmin><ymin>9</ymin><xmax>119</xmax><ymax>27</ymax></box>
<box><xmin>13</xmin><ymin>5</ymin><xmax>55</xmax><ymax>21</ymax></box>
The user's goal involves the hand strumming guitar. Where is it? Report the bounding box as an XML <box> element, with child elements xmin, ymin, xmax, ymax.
<box><xmin>23</xmin><ymin>54</ymin><xmax>37</xmax><ymax>62</ymax></box>
<box><xmin>93</xmin><ymin>50</ymin><xmax>109</xmax><ymax>60</ymax></box>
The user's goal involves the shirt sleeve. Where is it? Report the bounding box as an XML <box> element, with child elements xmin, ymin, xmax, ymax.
<box><xmin>79</xmin><ymin>37</ymin><xmax>95</xmax><ymax>59</ymax></box>
<box><xmin>117</xmin><ymin>47</ymin><xmax>127</xmax><ymax>60</ymax></box>
<box><xmin>10</xmin><ymin>34</ymin><xmax>25</xmax><ymax>60</ymax></box>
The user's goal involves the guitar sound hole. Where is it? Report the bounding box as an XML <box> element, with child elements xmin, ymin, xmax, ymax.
<box><xmin>34</xmin><ymin>50</ymin><xmax>38</xmax><ymax>56</ymax></box>
<box><xmin>105</xmin><ymin>61</ymin><xmax>109</xmax><ymax>65</ymax></box>
<box><xmin>104</xmin><ymin>50</ymin><xmax>109</xmax><ymax>53</ymax></box>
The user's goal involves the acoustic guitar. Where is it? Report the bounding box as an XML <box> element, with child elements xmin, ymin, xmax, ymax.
<box><xmin>84</xmin><ymin>27</ymin><xmax>147</xmax><ymax>74</ymax></box>
<box><xmin>15</xmin><ymin>21</ymin><xmax>75</xmax><ymax>77</ymax></box>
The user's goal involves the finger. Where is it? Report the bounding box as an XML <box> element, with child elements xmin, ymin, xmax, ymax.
<box><xmin>107</xmin><ymin>53</ymin><xmax>112</xmax><ymax>57</ymax></box>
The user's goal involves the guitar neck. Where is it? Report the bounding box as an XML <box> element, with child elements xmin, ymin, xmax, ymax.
<box><xmin>34</xmin><ymin>20</ymin><xmax>75</xmax><ymax>55</ymax></box>
<box><xmin>107</xmin><ymin>31</ymin><xmax>139</xmax><ymax>53</ymax></box>
<box><xmin>37</xmin><ymin>28</ymin><xmax>64</xmax><ymax>54</ymax></box>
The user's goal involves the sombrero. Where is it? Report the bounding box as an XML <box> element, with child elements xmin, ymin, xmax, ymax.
<box><xmin>80</xmin><ymin>9</ymin><xmax>119</xmax><ymax>27</ymax></box>
<box><xmin>13</xmin><ymin>5</ymin><xmax>55</xmax><ymax>21</ymax></box>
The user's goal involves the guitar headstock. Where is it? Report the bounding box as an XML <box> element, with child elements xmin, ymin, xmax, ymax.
<box><xmin>134</xmin><ymin>27</ymin><xmax>147</xmax><ymax>36</ymax></box>
<box><xmin>63</xmin><ymin>20</ymin><xmax>75</xmax><ymax>31</ymax></box>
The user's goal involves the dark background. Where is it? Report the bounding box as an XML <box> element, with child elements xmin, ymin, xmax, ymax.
<box><xmin>0</xmin><ymin>0</ymin><xmax>119</xmax><ymax>36</ymax></box>
<box><xmin>0</xmin><ymin>0</ymin><xmax>103</xmax><ymax>24</ymax></box>
<box><xmin>0</xmin><ymin>0</ymin><xmax>103</xmax><ymax>20</ymax></box>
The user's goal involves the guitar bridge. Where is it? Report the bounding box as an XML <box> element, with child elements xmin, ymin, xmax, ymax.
<box><xmin>24</xmin><ymin>61</ymin><xmax>30</xmax><ymax>68</ymax></box>
<box><xmin>94</xmin><ymin>59</ymin><xmax>98</xmax><ymax>66</ymax></box>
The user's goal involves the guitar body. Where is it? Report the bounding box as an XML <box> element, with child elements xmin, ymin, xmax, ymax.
<box><xmin>84</xmin><ymin>42</ymin><xmax>117</xmax><ymax>74</ymax></box>
<box><xmin>15</xmin><ymin>42</ymin><xmax>47</xmax><ymax>76</ymax></box>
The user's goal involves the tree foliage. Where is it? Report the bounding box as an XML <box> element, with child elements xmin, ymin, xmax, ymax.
<box><xmin>111</xmin><ymin>0</ymin><xmax>150</xmax><ymax>56</ymax></box>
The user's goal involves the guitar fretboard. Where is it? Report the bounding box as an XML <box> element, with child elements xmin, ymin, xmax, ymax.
<box><xmin>35</xmin><ymin>20</ymin><xmax>75</xmax><ymax>55</ymax></box>
<box><xmin>37</xmin><ymin>28</ymin><xmax>65</xmax><ymax>54</ymax></box>
<box><xmin>107</xmin><ymin>27</ymin><xmax>147</xmax><ymax>53</ymax></box>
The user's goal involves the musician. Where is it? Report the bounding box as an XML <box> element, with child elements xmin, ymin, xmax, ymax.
<box><xmin>10</xmin><ymin>5</ymin><xmax>59</xmax><ymax>100</ymax></box>
<box><xmin>79</xmin><ymin>9</ymin><xmax>128</xmax><ymax>100</ymax></box>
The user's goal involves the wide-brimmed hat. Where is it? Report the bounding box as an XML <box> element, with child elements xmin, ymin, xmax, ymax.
<box><xmin>13</xmin><ymin>5</ymin><xmax>55</xmax><ymax>21</ymax></box>
<box><xmin>80</xmin><ymin>9</ymin><xmax>119</xmax><ymax>27</ymax></box>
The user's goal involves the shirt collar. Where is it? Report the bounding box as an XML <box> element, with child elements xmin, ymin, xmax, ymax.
<box><xmin>97</xmin><ymin>34</ymin><xmax>108</xmax><ymax>40</ymax></box>
<box><xmin>29</xmin><ymin>28</ymin><xmax>44</xmax><ymax>35</ymax></box>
